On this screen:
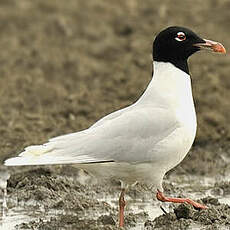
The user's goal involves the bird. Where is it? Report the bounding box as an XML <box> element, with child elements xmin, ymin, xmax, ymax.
<box><xmin>4</xmin><ymin>26</ymin><xmax>226</xmax><ymax>227</ymax></box>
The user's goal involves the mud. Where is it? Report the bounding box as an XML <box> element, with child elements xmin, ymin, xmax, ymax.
<box><xmin>0</xmin><ymin>167</ymin><xmax>229</xmax><ymax>229</ymax></box>
<box><xmin>149</xmin><ymin>199</ymin><xmax>230</xmax><ymax>230</ymax></box>
<box><xmin>0</xmin><ymin>0</ymin><xmax>230</xmax><ymax>229</ymax></box>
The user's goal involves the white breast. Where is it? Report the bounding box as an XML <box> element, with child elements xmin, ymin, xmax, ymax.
<box><xmin>140</xmin><ymin>61</ymin><xmax>196</xmax><ymax>133</ymax></box>
<box><xmin>138</xmin><ymin>61</ymin><xmax>197</xmax><ymax>171</ymax></box>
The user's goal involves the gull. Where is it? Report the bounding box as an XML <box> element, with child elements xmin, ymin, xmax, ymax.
<box><xmin>4</xmin><ymin>26</ymin><xmax>226</xmax><ymax>227</ymax></box>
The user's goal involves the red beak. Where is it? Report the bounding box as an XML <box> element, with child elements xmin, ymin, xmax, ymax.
<box><xmin>194</xmin><ymin>39</ymin><xmax>226</xmax><ymax>54</ymax></box>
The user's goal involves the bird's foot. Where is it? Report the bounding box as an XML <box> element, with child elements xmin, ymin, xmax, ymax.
<box><xmin>156</xmin><ymin>189</ymin><xmax>207</xmax><ymax>209</ymax></box>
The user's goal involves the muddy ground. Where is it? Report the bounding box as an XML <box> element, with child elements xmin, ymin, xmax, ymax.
<box><xmin>0</xmin><ymin>0</ymin><xmax>230</xmax><ymax>229</ymax></box>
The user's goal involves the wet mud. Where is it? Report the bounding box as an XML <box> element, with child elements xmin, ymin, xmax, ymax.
<box><xmin>0</xmin><ymin>166</ymin><xmax>229</xmax><ymax>229</ymax></box>
<box><xmin>0</xmin><ymin>0</ymin><xmax>230</xmax><ymax>229</ymax></box>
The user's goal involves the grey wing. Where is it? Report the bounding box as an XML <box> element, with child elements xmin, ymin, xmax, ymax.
<box><xmin>5</xmin><ymin>106</ymin><xmax>179</xmax><ymax>166</ymax></box>
<box><xmin>47</xmin><ymin>106</ymin><xmax>179</xmax><ymax>163</ymax></box>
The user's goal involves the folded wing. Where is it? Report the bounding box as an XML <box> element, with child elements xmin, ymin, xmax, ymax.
<box><xmin>5</xmin><ymin>105</ymin><xmax>179</xmax><ymax>166</ymax></box>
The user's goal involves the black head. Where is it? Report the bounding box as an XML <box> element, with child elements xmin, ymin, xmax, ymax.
<box><xmin>153</xmin><ymin>26</ymin><xmax>205</xmax><ymax>74</ymax></box>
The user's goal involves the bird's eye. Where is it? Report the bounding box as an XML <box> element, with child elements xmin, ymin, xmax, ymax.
<box><xmin>175</xmin><ymin>32</ymin><xmax>186</xmax><ymax>42</ymax></box>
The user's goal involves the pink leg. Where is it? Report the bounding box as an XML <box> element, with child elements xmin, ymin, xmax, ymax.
<box><xmin>119</xmin><ymin>188</ymin><xmax>126</xmax><ymax>227</ymax></box>
<box><xmin>156</xmin><ymin>189</ymin><xmax>207</xmax><ymax>209</ymax></box>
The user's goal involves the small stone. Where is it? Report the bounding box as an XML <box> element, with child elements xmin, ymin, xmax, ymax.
<box><xmin>98</xmin><ymin>215</ymin><xmax>116</xmax><ymax>225</ymax></box>
<box><xmin>174</xmin><ymin>204</ymin><xmax>192</xmax><ymax>219</ymax></box>
<box><xmin>202</xmin><ymin>196</ymin><xmax>220</xmax><ymax>206</ymax></box>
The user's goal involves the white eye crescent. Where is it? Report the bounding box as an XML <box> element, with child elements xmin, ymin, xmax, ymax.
<box><xmin>175</xmin><ymin>32</ymin><xmax>186</xmax><ymax>42</ymax></box>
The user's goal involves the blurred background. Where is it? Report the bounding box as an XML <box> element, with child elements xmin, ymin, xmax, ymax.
<box><xmin>0</xmin><ymin>0</ymin><xmax>229</xmax><ymax>229</ymax></box>
<box><xmin>0</xmin><ymin>0</ymin><xmax>229</xmax><ymax>173</ymax></box>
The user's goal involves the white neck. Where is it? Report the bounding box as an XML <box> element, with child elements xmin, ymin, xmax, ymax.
<box><xmin>137</xmin><ymin>61</ymin><xmax>196</xmax><ymax>136</ymax></box>
<box><xmin>138</xmin><ymin>61</ymin><xmax>193</xmax><ymax>108</ymax></box>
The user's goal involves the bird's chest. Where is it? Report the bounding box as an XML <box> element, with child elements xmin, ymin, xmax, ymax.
<box><xmin>168</xmin><ymin>96</ymin><xmax>197</xmax><ymax>165</ymax></box>
<box><xmin>151</xmin><ymin>83</ymin><xmax>197</xmax><ymax>169</ymax></box>
<box><xmin>158</xmin><ymin>69</ymin><xmax>197</xmax><ymax>141</ymax></box>
<box><xmin>175</xmin><ymin>95</ymin><xmax>197</xmax><ymax>140</ymax></box>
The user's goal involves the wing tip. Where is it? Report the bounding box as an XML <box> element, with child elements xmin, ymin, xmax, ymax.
<box><xmin>4</xmin><ymin>157</ymin><xmax>21</xmax><ymax>166</ymax></box>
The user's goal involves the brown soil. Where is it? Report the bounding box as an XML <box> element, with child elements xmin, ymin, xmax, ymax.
<box><xmin>0</xmin><ymin>0</ymin><xmax>230</xmax><ymax>229</ymax></box>
<box><xmin>5</xmin><ymin>167</ymin><xmax>230</xmax><ymax>229</ymax></box>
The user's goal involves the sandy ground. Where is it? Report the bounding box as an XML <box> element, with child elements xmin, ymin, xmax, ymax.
<box><xmin>0</xmin><ymin>0</ymin><xmax>230</xmax><ymax>229</ymax></box>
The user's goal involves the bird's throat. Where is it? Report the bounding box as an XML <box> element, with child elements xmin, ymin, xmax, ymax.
<box><xmin>171</xmin><ymin>59</ymin><xmax>189</xmax><ymax>75</ymax></box>
<box><xmin>153</xmin><ymin>58</ymin><xmax>189</xmax><ymax>75</ymax></box>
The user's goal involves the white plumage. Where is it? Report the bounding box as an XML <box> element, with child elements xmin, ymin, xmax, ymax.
<box><xmin>5</xmin><ymin>62</ymin><xmax>196</xmax><ymax>191</ymax></box>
